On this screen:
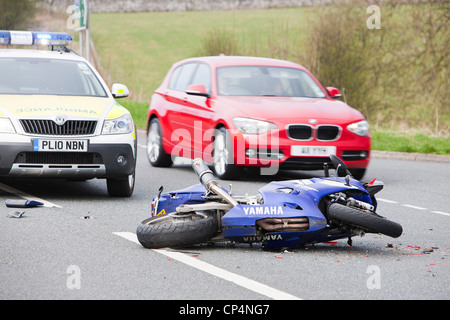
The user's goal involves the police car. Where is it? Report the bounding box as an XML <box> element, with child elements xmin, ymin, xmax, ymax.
<box><xmin>0</xmin><ymin>31</ymin><xmax>137</xmax><ymax>197</ymax></box>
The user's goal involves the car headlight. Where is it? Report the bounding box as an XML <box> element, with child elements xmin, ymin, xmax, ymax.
<box><xmin>0</xmin><ymin>118</ymin><xmax>15</xmax><ymax>133</ymax></box>
<box><xmin>102</xmin><ymin>113</ymin><xmax>133</xmax><ymax>135</ymax></box>
<box><xmin>347</xmin><ymin>120</ymin><xmax>370</xmax><ymax>137</ymax></box>
<box><xmin>233</xmin><ymin>117</ymin><xmax>277</xmax><ymax>134</ymax></box>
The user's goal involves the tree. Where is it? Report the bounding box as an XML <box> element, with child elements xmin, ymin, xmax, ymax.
<box><xmin>0</xmin><ymin>0</ymin><xmax>41</xmax><ymax>30</ymax></box>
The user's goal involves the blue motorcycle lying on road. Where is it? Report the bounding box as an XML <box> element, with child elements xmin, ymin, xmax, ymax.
<box><xmin>137</xmin><ymin>155</ymin><xmax>402</xmax><ymax>249</ymax></box>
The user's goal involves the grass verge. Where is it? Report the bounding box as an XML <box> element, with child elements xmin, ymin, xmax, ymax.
<box><xmin>372</xmin><ymin>131</ymin><xmax>450</xmax><ymax>155</ymax></box>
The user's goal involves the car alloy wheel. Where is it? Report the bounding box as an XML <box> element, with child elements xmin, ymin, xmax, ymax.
<box><xmin>213</xmin><ymin>129</ymin><xmax>228</xmax><ymax>176</ymax></box>
<box><xmin>213</xmin><ymin>127</ymin><xmax>240</xmax><ymax>180</ymax></box>
<box><xmin>147</xmin><ymin>121</ymin><xmax>161</xmax><ymax>163</ymax></box>
<box><xmin>146</xmin><ymin>118</ymin><xmax>173</xmax><ymax>167</ymax></box>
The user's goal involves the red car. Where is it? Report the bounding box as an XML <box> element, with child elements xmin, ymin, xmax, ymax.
<box><xmin>146</xmin><ymin>56</ymin><xmax>370</xmax><ymax>180</ymax></box>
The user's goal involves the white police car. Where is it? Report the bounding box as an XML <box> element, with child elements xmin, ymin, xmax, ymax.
<box><xmin>0</xmin><ymin>31</ymin><xmax>137</xmax><ymax>197</ymax></box>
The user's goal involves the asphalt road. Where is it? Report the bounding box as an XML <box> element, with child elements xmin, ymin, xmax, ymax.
<box><xmin>1</xmin><ymin>133</ymin><xmax>449</xmax><ymax>302</ymax></box>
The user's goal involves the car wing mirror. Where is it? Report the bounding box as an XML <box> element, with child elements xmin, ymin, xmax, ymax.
<box><xmin>326</xmin><ymin>87</ymin><xmax>342</xmax><ymax>99</ymax></box>
<box><xmin>111</xmin><ymin>83</ymin><xmax>129</xmax><ymax>98</ymax></box>
<box><xmin>186</xmin><ymin>84</ymin><xmax>210</xmax><ymax>98</ymax></box>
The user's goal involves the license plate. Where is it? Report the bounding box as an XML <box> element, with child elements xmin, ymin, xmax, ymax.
<box><xmin>33</xmin><ymin>139</ymin><xmax>88</xmax><ymax>152</ymax></box>
<box><xmin>291</xmin><ymin>145</ymin><xmax>336</xmax><ymax>157</ymax></box>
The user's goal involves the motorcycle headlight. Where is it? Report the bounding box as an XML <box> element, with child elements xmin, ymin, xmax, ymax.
<box><xmin>347</xmin><ymin>120</ymin><xmax>369</xmax><ymax>137</ymax></box>
<box><xmin>233</xmin><ymin>117</ymin><xmax>277</xmax><ymax>134</ymax></box>
<box><xmin>102</xmin><ymin>113</ymin><xmax>133</xmax><ymax>135</ymax></box>
<box><xmin>0</xmin><ymin>118</ymin><xmax>15</xmax><ymax>133</ymax></box>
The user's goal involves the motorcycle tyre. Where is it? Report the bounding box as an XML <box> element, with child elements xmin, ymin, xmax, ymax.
<box><xmin>328</xmin><ymin>203</ymin><xmax>403</xmax><ymax>238</ymax></box>
<box><xmin>137</xmin><ymin>211</ymin><xmax>218</xmax><ymax>249</ymax></box>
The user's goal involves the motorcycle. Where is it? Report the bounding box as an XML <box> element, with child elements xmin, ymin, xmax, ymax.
<box><xmin>137</xmin><ymin>155</ymin><xmax>402</xmax><ymax>250</ymax></box>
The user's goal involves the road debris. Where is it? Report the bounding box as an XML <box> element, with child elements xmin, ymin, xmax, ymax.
<box><xmin>5</xmin><ymin>199</ymin><xmax>43</xmax><ymax>208</ymax></box>
<box><xmin>7</xmin><ymin>211</ymin><xmax>25</xmax><ymax>218</ymax></box>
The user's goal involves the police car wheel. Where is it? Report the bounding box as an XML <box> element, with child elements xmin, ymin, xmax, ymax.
<box><xmin>106</xmin><ymin>171</ymin><xmax>135</xmax><ymax>197</ymax></box>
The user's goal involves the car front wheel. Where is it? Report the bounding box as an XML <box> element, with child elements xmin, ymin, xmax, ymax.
<box><xmin>213</xmin><ymin>127</ymin><xmax>241</xmax><ymax>180</ymax></box>
<box><xmin>147</xmin><ymin>118</ymin><xmax>173</xmax><ymax>167</ymax></box>
<box><xmin>107</xmin><ymin>171</ymin><xmax>135</xmax><ymax>197</ymax></box>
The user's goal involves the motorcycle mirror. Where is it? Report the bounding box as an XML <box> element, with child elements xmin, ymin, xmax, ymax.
<box><xmin>329</xmin><ymin>154</ymin><xmax>352</xmax><ymax>177</ymax></box>
<box><xmin>323</xmin><ymin>162</ymin><xmax>330</xmax><ymax>177</ymax></box>
<box><xmin>157</xmin><ymin>186</ymin><xmax>164</xmax><ymax>198</ymax></box>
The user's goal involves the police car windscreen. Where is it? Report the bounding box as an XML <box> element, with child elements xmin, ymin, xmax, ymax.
<box><xmin>0</xmin><ymin>57</ymin><xmax>107</xmax><ymax>97</ymax></box>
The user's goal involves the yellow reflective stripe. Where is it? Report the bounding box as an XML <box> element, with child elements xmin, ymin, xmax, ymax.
<box><xmin>106</xmin><ymin>102</ymin><xmax>129</xmax><ymax>119</ymax></box>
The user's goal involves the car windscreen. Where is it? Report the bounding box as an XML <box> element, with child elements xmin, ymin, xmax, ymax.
<box><xmin>0</xmin><ymin>57</ymin><xmax>108</xmax><ymax>97</ymax></box>
<box><xmin>217</xmin><ymin>66</ymin><xmax>326</xmax><ymax>98</ymax></box>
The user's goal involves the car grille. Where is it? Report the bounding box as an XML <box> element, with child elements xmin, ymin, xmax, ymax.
<box><xmin>15</xmin><ymin>152</ymin><xmax>103</xmax><ymax>164</ymax></box>
<box><xmin>316</xmin><ymin>125</ymin><xmax>340</xmax><ymax>141</ymax></box>
<box><xmin>281</xmin><ymin>157</ymin><xmax>330</xmax><ymax>170</ymax></box>
<box><xmin>287</xmin><ymin>124</ymin><xmax>340</xmax><ymax>141</ymax></box>
<box><xmin>20</xmin><ymin>119</ymin><xmax>97</xmax><ymax>136</ymax></box>
<box><xmin>287</xmin><ymin>125</ymin><xmax>313</xmax><ymax>140</ymax></box>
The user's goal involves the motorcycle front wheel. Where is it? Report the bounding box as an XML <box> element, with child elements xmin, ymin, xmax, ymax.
<box><xmin>328</xmin><ymin>203</ymin><xmax>403</xmax><ymax>238</ymax></box>
<box><xmin>137</xmin><ymin>211</ymin><xmax>218</xmax><ymax>249</ymax></box>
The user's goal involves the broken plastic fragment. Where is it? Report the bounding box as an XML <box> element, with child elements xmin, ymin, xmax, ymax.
<box><xmin>7</xmin><ymin>211</ymin><xmax>25</xmax><ymax>218</ymax></box>
<box><xmin>5</xmin><ymin>199</ymin><xmax>43</xmax><ymax>208</ymax></box>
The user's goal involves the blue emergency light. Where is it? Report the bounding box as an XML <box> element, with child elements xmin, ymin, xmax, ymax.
<box><xmin>0</xmin><ymin>31</ymin><xmax>72</xmax><ymax>46</ymax></box>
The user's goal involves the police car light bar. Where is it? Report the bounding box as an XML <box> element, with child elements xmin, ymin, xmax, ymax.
<box><xmin>0</xmin><ymin>31</ymin><xmax>72</xmax><ymax>46</ymax></box>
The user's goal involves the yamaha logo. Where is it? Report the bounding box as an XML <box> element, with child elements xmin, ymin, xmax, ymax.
<box><xmin>54</xmin><ymin>115</ymin><xmax>67</xmax><ymax>126</ymax></box>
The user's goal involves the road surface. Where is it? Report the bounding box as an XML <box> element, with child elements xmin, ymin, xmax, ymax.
<box><xmin>1</xmin><ymin>133</ymin><xmax>449</xmax><ymax>303</ymax></box>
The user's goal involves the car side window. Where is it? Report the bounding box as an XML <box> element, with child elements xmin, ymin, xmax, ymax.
<box><xmin>170</xmin><ymin>63</ymin><xmax>198</xmax><ymax>92</ymax></box>
<box><xmin>191</xmin><ymin>63</ymin><xmax>211</xmax><ymax>93</ymax></box>
<box><xmin>168</xmin><ymin>66</ymin><xmax>182</xmax><ymax>90</ymax></box>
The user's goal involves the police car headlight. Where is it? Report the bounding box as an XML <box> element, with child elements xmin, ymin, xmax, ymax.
<box><xmin>0</xmin><ymin>118</ymin><xmax>15</xmax><ymax>133</ymax></box>
<box><xmin>102</xmin><ymin>113</ymin><xmax>133</xmax><ymax>135</ymax></box>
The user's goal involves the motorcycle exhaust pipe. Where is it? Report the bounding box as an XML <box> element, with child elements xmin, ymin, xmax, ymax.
<box><xmin>192</xmin><ymin>158</ymin><xmax>238</xmax><ymax>207</ymax></box>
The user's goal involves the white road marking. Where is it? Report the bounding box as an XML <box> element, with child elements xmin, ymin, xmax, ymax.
<box><xmin>401</xmin><ymin>204</ymin><xmax>427</xmax><ymax>210</ymax></box>
<box><xmin>113</xmin><ymin>231</ymin><xmax>301</xmax><ymax>300</ymax></box>
<box><xmin>0</xmin><ymin>182</ymin><xmax>61</xmax><ymax>208</ymax></box>
<box><xmin>377</xmin><ymin>198</ymin><xmax>398</xmax><ymax>204</ymax></box>
<box><xmin>378</xmin><ymin>197</ymin><xmax>449</xmax><ymax>217</ymax></box>
<box><xmin>431</xmin><ymin>211</ymin><xmax>450</xmax><ymax>217</ymax></box>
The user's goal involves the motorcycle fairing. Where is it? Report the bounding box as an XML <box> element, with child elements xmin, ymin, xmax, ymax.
<box><xmin>221</xmin><ymin>177</ymin><xmax>369</xmax><ymax>248</ymax></box>
<box><xmin>151</xmin><ymin>177</ymin><xmax>373</xmax><ymax>249</ymax></box>
<box><xmin>152</xmin><ymin>183</ymin><xmax>208</xmax><ymax>215</ymax></box>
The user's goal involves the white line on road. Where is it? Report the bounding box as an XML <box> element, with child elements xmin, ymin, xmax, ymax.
<box><xmin>378</xmin><ymin>197</ymin><xmax>449</xmax><ymax>217</ymax></box>
<box><xmin>377</xmin><ymin>198</ymin><xmax>398</xmax><ymax>204</ymax></box>
<box><xmin>0</xmin><ymin>182</ymin><xmax>61</xmax><ymax>208</ymax></box>
<box><xmin>431</xmin><ymin>211</ymin><xmax>450</xmax><ymax>217</ymax></box>
<box><xmin>113</xmin><ymin>231</ymin><xmax>301</xmax><ymax>300</ymax></box>
<box><xmin>401</xmin><ymin>204</ymin><xmax>428</xmax><ymax>210</ymax></box>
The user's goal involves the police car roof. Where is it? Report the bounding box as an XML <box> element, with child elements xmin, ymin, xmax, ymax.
<box><xmin>0</xmin><ymin>48</ymin><xmax>85</xmax><ymax>61</ymax></box>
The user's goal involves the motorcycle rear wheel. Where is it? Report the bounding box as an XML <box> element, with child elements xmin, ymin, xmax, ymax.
<box><xmin>328</xmin><ymin>203</ymin><xmax>403</xmax><ymax>238</ymax></box>
<box><xmin>137</xmin><ymin>211</ymin><xmax>218</xmax><ymax>249</ymax></box>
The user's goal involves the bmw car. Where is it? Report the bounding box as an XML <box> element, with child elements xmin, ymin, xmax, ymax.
<box><xmin>146</xmin><ymin>56</ymin><xmax>370</xmax><ymax>180</ymax></box>
<box><xmin>0</xmin><ymin>31</ymin><xmax>136</xmax><ymax>196</ymax></box>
